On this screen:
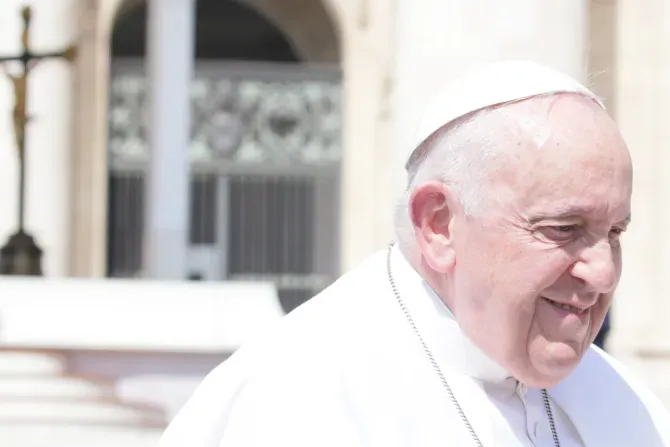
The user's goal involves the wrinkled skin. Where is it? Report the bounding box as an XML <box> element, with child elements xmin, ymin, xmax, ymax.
<box><xmin>411</xmin><ymin>94</ymin><xmax>633</xmax><ymax>388</ymax></box>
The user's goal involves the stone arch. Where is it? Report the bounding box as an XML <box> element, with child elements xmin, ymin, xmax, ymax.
<box><xmin>69</xmin><ymin>0</ymin><xmax>344</xmax><ymax>280</ymax></box>
<box><xmin>102</xmin><ymin>0</ymin><xmax>341</xmax><ymax>62</ymax></box>
<box><xmin>242</xmin><ymin>0</ymin><xmax>341</xmax><ymax>62</ymax></box>
<box><xmin>111</xmin><ymin>0</ymin><xmax>142</xmax><ymax>24</ymax></box>
<box><xmin>111</xmin><ymin>0</ymin><xmax>300</xmax><ymax>61</ymax></box>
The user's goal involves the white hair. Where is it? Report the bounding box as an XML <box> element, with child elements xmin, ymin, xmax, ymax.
<box><xmin>393</xmin><ymin>92</ymin><xmax>582</xmax><ymax>254</ymax></box>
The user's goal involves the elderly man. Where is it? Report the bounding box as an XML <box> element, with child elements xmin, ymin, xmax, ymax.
<box><xmin>159</xmin><ymin>61</ymin><xmax>670</xmax><ymax>446</ymax></box>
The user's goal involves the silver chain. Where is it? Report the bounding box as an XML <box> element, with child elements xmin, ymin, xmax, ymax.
<box><xmin>385</xmin><ymin>242</ymin><xmax>560</xmax><ymax>447</ymax></box>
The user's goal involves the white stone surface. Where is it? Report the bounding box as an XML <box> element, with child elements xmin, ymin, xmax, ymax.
<box><xmin>608</xmin><ymin>0</ymin><xmax>662</xmax><ymax>355</ymax></box>
<box><xmin>338</xmin><ymin>0</ymin><xmax>396</xmax><ymax>268</ymax></box>
<box><xmin>0</xmin><ymin>401</ymin><xmax>162</xmax><ymax>425</ymax></box>
<box><xmin>655</xmin><ymin>0</ymin><xmax>670</xmax><ymax>357</ymax></box>
<box><xmin>606</xmin><ymin>1</ymin><xmax>670</xmax><ymax>411</ymax></box>
<box><xmin>0</xmin><ymin>375</ymin><xmax>112</xmax><ymax>399</ymax></box>
<box><xmin>0</xmin><ymin>351</ymin><xmax>64</xmax><ymax>375</ymax></box>
<box><xmin>0</xmin><ymin>277</ymin><xmax>283</xmax><ymax>351</ymax></box>
<box><xmin>1</xmin><ymin>426</ymin><xmax>163</xmax><ymax>447</ymax></box>
<box><xmin>0</xmin><ymin>349</ymin><xmax>164</xmax><ymax>447</ymax></box>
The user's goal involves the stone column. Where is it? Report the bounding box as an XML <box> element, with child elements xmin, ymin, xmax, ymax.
<box><xmin>608</xmin><ymin>0</ymin><xmax>665</xmax><ymax>357</ymax></box>
<box><xmin>392</xmin><ymin>0</ymin><xmax>589</xmax><ymax>195</ymax></box>
<box><xmin>339</xmin><ymin>0</ymin><xmax>395</xmax><ymax>271</ymax></box>
<box><xmin>584</xmin><ymin>0</ymin><xmax>669</xmax><ymax>406</ymax></box>
<box><xmin>69</xmin><ymin>0</ymin><xmax>111</xmax><ymax>278</ymax></box>
<box><xmin>659</xmin><ymin>1</ymin><xmax>670</xmax><ymax>360</ymax></box>
<box><xmin>0</xmin><ymin>1</ymin><xmax>76</xmax><ymax>276</ymax></box>
<box><xmin>619</xmin><ymin>0</ymin><xmax>670</xmax><ymax>364</ymax></box>
<box><xmin>143</xmin><ymin>0</ymin><xmax>195</xmax><ymax>279</ymax></box>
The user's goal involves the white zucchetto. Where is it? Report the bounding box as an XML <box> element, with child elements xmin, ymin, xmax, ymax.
<box><xmin>405</xmin><ymin>60</ymin><xmax>604</xmax><ymax>169</ymax></box>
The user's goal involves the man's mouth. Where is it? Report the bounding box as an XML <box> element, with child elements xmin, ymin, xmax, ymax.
<box><xmin>542</xmin><ymin>297</ymin><xmax>589</xmax><ymax>315</ymax></box>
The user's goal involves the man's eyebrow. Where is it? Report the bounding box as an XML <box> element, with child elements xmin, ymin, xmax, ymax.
<box><xmin>528</xmin><ymin>205</ymin><xmax>596</xmax><ymax>224</ymax></box>
<box><xmin>528</xmin><ymin>206</ymin><xmax>631</xmax><ymax>225</ymax></box>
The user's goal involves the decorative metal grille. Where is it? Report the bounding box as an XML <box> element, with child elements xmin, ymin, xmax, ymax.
<box><xmin>109</xmin><ymin>61</ymin><xmax>341</xmax><ymax>166</ymax></box>
<box><xmin>107</xmin><ymin>60</ymin><xmax>342</xmax><ymax>313</ymax></box>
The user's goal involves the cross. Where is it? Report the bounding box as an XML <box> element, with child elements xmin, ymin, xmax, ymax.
<box><xmin>0</xmin><ymin>5</ymin><xmax>76</xmax><ymax>276</ymax></box>
<box><xmin>0</xmin><ymin>5</ymin><xmax>76</xmax><ymax>233</ymax></box>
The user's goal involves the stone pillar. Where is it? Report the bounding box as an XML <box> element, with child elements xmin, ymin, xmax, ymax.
<box><xmin>615</xmin><ymin>0</ymin><xmax>670</xmax><ymax>376</ymax></box>
<box><xmin>588</xmin><ymin>0</ymin><xmax>617</xmax><ymax>115</ymax></box>
<box><xmin>585</xmin><ymin>0</ymin><xmax>669</xmax><ymax>407</ymax></box>
<box><xmin>69</xmin><ymin>0</ymin><xmax>111</xmax><ymax>277</ymax></box>
<box><xmin>608</xmin><ymin>0</ymin><xmax>664</xmax><ymax>357</ymax></box>
<box><xmin>0</xmin><ymin>1</ymin><xmax>76</xmax><ymax>276</ymax></box>
<box><xmin>143</xmin><ymin>0</ymin><xmax>195</xmax><ymax>279</ymax></box>
<box><xmin>656</xmin><ymin>1</ymin><xmax>670</xmax><ymax>363</ymax></box>
<box><xmin>339</xmin><ymin>0</ymin><xmax>395</xmax><ymax>271</ymax></box>
<box><xmin>392</xmin><ymin>0</ymin><xmax>589</xmax><ymax>195</ymax></box>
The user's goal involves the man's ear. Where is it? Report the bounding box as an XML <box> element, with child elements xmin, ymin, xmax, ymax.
<box><xmin>409</xmin><ymin>181</ymin><xmax>457</xmax><ymax>273</ymax></box>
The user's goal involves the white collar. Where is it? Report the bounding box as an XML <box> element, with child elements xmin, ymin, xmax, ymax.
<box><xmin>390</xmin><ymin>245</ymin><xmax>512</xmax><ymax>384</ymax></box>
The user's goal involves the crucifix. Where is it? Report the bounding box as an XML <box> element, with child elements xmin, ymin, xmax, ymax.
<box><xmin>0</xmin><ymin>5</ymin><xmax>76</xmax><ymax>275</ymax></box>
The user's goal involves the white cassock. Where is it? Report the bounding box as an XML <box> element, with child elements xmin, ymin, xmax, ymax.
<box><xmin>159</xmin><ymin>61</ymin><xmax>670</xmax><ymax>446</ymax></box>
<box><xmin>159</xmin><ymin>246</ymin><xmax>670</xmax><ymax>446</ymax></box>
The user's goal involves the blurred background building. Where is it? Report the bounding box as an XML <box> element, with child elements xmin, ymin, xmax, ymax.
<box><xmin>0</xmin><ymin>0</ymin><xmax>667</xmax><ymax>445</ymax></box>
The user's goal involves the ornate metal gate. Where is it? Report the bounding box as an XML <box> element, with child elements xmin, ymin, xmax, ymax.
<box><xmin>107</xmin><ymin>60</ymin><xmax>342</xmax><ymax>312</ymax></box>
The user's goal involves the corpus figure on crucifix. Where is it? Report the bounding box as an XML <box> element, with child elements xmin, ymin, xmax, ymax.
<box><xmin>7</xmin><ymin>71</ymin><xmax>27</xmax><ymax>155</ymax></box>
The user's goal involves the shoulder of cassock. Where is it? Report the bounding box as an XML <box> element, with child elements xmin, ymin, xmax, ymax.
<box><xmin>158</xmin><ymin>250</ymin><xmax>670</xmax><ymax>447</ymax></box>
<box><xmin>552</xmin><ymin>345</ymin><xmax>670</xmax><ymax>445</ymax></box>
<box><xmin>158</xmin><ymin>250</ymin><xmax>407</xmax><ymax>447</ymax></box>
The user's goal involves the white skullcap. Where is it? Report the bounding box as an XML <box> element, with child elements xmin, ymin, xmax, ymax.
<box><xmin>405</xmin><ymin>60</ymin><xmax>604</xmax><ymax>170</ymax></box>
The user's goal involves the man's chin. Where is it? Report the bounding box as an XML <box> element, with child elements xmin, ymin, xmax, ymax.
<box><xmin>519</xmin><ymin>364</ymin><xmax>577</xmax><ymax>388</ymax></box>
<box><xmin>546</xmin><ymin>338</ymin><xmax>589</xmax><ymax>362</ymax></box>
<box><xmin>523</xmin><ymin>341</ymin><xmax>585</xmax><ymax>387</ymax></box>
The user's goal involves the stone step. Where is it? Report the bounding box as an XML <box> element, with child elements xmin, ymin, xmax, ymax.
<box><xmin>0</xmin><ymin>375</ymin><xmax>114</xmax><ymax>399</ymax></box>
<box><xmin>0</xmin><ymin>424</ymin><xmax>163</xmax><ymax>447</ymax></box>
<box><xmin>0</xmin><ymin>350</ymin><xmax>65</xmax><ymax>375</ymax></box>
<box><xmin>0</xmin><ymin>398</ymin><xmax>166</xmax><ymax>427</ymax></box>
<box><xmin>0</xmin><ymin>349</ymin><xmax>167</xmax><ymax>446</ymax></box>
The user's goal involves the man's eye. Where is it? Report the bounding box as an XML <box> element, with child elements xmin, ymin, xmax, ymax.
<box><xmin>553</xmin><ymin>225</ymin><xmax>575</xmax><ymax>233</ymax></box>
<box><xmin>538</xmin><ymin>225</ymin><xmax>579</xmax><ymax>242</ymax></box>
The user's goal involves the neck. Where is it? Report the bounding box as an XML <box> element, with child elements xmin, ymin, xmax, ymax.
<box><xmin>392</xmin><ymin>245</ymin><xmax>512</xmax><ymax>384</ymax></box>
<box><xmin>409</xmin><ymin>252</ymin><xmax>458</xmax><ymax>316</ymax></box>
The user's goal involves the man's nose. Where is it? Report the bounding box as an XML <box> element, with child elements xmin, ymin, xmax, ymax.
<box><xmin>570</xmin><ymin>239</ymin><xmax>618</xmax><ymax>294</ymax></box>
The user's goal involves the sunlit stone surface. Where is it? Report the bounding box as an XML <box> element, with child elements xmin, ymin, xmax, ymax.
<box><xmin>0</xmin><ymin>350</ymin><xmax>165</xmax><ymax>447</ymax></box>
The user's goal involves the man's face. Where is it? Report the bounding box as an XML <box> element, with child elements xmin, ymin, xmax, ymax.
<box><xmin>449</xmin><ymin>96</ymin><xmax>632</xmax><ymax>387</ymax></box>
